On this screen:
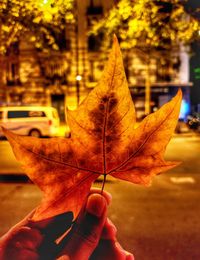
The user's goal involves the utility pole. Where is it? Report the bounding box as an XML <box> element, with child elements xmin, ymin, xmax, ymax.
<box><xmin>75</xmin><ymin>0</ymin><xmax>80</xmax><ymax>106</ymax></box>
<box><xmin>145</xmin><ymin>59</ymin><xmax>151</xmax><ymax>115</ymax></box>
<box><xmin>0</xmin><ymin>23</ymin><xmax>8</xmax><ymax>105</ymax></box>
<box><xmin>75</xmin><ymin>19</ymin><xmax>80</xmax><ymax>106</ymax></box>
<box><xmin>0</xmin><ymin>23</ymin><xmax>3</xmax><ymax>103</ymax></box>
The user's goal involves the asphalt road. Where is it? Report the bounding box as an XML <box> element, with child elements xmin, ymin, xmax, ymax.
<box><xmin>0</xmin><ymin>134</ymin><xmax>200</xmax><ymax>259</ymax></box>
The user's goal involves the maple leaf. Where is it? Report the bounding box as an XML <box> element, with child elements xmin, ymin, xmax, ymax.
<box><xmin>2</xmin><ymin>36</ymin><xmax>182</xmax><ymax>221</ymax></box>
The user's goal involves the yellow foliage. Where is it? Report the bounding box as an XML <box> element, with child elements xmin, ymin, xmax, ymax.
<box><xmin>2</xmin><ymin>25</ymin><xmax>10</xmax><ymax>33</ymax></box>
<box><xmin>0</xmin><ymin>0</ymin><xmax>75</xmax><ymax>52</ymax></box>
<box><xmin>30</xmin><ymin>36</ymin><xmax>36</xmax><ymax>42</ymax></box>
<box><xmin>90</xmin><ymin>0</ymin><xmax>200</xmax><ymax>51</ymax></box>
<box><xmin>33</xmin><ymin>16</ymin><xmax>42</xmax><ymax>23</ymax></box>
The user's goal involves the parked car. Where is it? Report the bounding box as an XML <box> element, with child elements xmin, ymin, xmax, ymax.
<box><xmin>187</xmin><ymin>113</ymin><xmax>200</xmax><ymax>132</ymax></box>
<box><xmin>175</xmin><ymin>119</ymin><xmax>189</xmax><ymax>134</ymax></box>
<box><xmin>0</xmin><ymin>106</ymin><xmax>60</xmax><ymax>138</ymax></box>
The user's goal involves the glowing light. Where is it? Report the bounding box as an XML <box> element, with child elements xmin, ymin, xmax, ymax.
<box><xmin>76</xmin><ymin>75</ymin><xmax>82</xmax><ymax>81</ymax></box>
<box><xmin>38</xmin><ymin>0</ymin><xmax>50</xmax><ymax>6</ymax></box>
<box><xmin>170</xmin><ymin>177</ymin><xmax>195</xmax><ymax>184</ymax></box>
<box><xmin>179</xmin><ymin>99</ymin><xmax>190</xmax><ymax>120</ymax></box>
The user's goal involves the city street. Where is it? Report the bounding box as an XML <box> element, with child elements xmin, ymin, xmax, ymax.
<box><xmin>0</xmin><ymin>134</ymin><xmax>200</xmax><ymax>259</ymax></box>
<box><xmin>1</xmin><ymin>0</ymin><xmax>200</xmax><ymax>259</ymax></box>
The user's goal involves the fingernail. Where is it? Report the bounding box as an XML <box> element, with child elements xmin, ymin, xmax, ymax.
<box><xmin>86</xmin><ymin>194</ymin><xmax>107</xmax><ymax>217</ymax></box>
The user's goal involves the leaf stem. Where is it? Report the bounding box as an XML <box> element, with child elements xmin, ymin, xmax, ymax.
<box><xmin>101</xmin><ymin>174</ymin><xmax>107</xmax><ymax>194</ymax></box>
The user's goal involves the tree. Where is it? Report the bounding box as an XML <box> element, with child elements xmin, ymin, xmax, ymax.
<box><xmin>0</xmin><ymin>0</ymin><xmax>74</xmax><ymax>94</ymax></box>
<box><xmin>0</xmin><ymin>0</ymin><xmax>74</xmax><ymax>53</ymax></box>
<box><xmin>90</xmin><ymin>0</ymin><xmax>200</xmax><ymax>114</ymax></box>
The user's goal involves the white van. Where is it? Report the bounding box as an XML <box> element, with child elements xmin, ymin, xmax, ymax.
<box><xmin>0</xmin><ymin>106</ymin><xmax>60</xmax><ymax>138</ymax></box>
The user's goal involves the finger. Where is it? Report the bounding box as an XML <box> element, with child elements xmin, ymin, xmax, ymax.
<box><xmin>0</xmin><ymin>226</ymin><xmax>42</xmax><ymax>259</ymax></box>
<box><xmin>26</xmin><ymin>211</ymin><xmax>73</xmax><ymax>240</ymax></box>
<box><xmin>11</xmin><ymin>188</ymin><xmax>110</xmax><ymax>242</ymax></box>
<box><xmin>101</xmin><ymin>218</ymin><xmax>117</xmax><ymax>240</ymax></box>
<box><xmin>1</xmin><ymin>227</ymin><xmax>42</xmax><ymax>249</ymax></box>
<box><xmin>5</xmin><ymin>208</ymin><xmax>37</xmax><ymax>232</ymax></box>
<box><xmin>90</xmin><ymin>240</ymin><xmax>134</xmax><ymax>260</ymax></box>
<box><xmin>57</xmin><ymin>193</ymin><xmax>107</xmax><ymax>260</ymax></box>
<box><xmin>28</xmin><ymin>188</ymin><xmax>110</xmax><ymax>241</ymax></box>
<box><xmin>29</xmin><ymin>211</ymin><xmax>73</xmax><ymax>240</ymax></box>
<box><xmin>115</xmin><ymin>242</ymin><xmax>134</xmax><ymax>260</ymax></box>
<box><xmin>3</xmin><ymin>248</ymin><xmax>39</xmax><ymax>260</ymax></box>
<box><xmin>89</xmin><ymin>188</ymin><xmax>112</xmax><ymax>205</ymax></box>
<box><xmin>74</xmin><ymin>188</ymin><xmax>111</xmax><ymax>223</ymax></box>
<box><xmin>90</xmin><ymin>218</ymin><xmax>134</xmax><ymax>260</ymax></box>
<box><xmin>125</xmin><ymin>251</ymin><xmax>135</xmax><ymax>260</ymax></box>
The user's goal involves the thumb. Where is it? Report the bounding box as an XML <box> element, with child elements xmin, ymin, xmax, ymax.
<box><xmin>57</xmin><ymin>193</ymin><xmax>107</xmax><ymax>260</ymax></box>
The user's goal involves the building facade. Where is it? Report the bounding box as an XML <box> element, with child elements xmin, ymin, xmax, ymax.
<box><xmin>0</xmin><ymin>0</ymin><xmax>192</xmax><ymax>121</ymax></box>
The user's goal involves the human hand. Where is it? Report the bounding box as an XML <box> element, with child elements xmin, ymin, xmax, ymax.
<box><xmin>57</xmin><ymin>189</ymin><xmax>134</xmax><ymax>260</ymax></box>
<box><xmin>0</xmin><ymin>189</ymin><xmax>134</xmax><ymax>260</ymax></box>
<box><xmin>89</xmin><ymin>217</ymin><xmax>134</xmax><ymax>260</ymax></box>
<box><xmin>0</xmin><ymin>208</ymin><xmax>73</xmax><ymax>260</ymax></box>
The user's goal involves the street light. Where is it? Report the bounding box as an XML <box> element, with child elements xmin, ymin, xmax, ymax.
<box><xmin>76</xmin><ymin>75</ymin><xmax>82</xmax><ymax>81</ymax></box>
<box><xmin>75</xmin><ymin>0</ymin><xmax>80</xmax><ymax>107</ymax></box>
<box><xmin>75</xmin><ymin>74</ymin><xmax>82</xmax><ymax>106</ymax></box>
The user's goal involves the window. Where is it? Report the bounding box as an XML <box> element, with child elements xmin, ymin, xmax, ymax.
<box><xmin>6</xmin><ymin>62</ymin><xmax>20</xmax><ymax>86</ymax></box>
<box><xmin>8</xmin><ymin>110</ymin><xmax>46</xmax><ymax>118</ymax></box>
<box><xmin>0</xmin><ymin>111</ymin><xmax>3</xmax><ymax>120</ymax></box>
<box><xmin>87</xmin><ymin>0</ymin><xmax>103</xmax><ymax>15</ymax></box>
<box><xmin>88</xmin><ymin>35</ymin><xmax>103</xmax><ymax>52</ymax></box>
<box><xmin>8</xmin><ymin>111</ymin><xmax>29</xmax><ymax>118</ymax></box>
<box><xmin>6</xmin><ymin>41</ymin><xmax>20</xmax><ymax>86</ymax></box>
<box><xmin>28</xmin><ymin>111</ymin><xmax>46</xmax><ymax>117</ymax></box>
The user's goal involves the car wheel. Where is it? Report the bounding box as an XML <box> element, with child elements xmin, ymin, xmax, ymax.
<box><xmin>65</xmin><ymin>131</ymin><xmax>71</xmax><ymax>138</ymax></box>
<box><xmin>29</xmin><ymin>129</ymin><xmax>41</xmax><ymax>138</ymax></box>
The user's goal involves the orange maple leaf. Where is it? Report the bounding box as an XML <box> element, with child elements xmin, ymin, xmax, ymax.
<box><xmin>2</xmin><ymin>36</ymin><xmax>182</xmax><ymax>221</ymax></box>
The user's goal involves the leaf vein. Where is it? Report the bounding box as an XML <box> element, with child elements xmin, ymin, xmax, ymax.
<box><xmin>108</xmin><ymin>98</ymin><xmax>179</xmax><ymax>174</ymax></box>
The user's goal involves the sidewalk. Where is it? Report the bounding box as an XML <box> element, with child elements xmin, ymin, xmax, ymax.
<box><xmin>173</xmin><ymin>131</ymin><xmax>200</xmax><ymax>138</ymax></box>
<box><xmin>56</xmin><ymin>122</ymin><xmax>70</xmax><ymax>137</ymax></box>
<box><xmin>57</xmin><ymin>122</ymin><xmax>199</xmax><ymax>138</ymax></box>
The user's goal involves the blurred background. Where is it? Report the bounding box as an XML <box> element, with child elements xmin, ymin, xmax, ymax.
<box><xmin>0</xmin><ymin>0</ymin><xmax>200</xmax><ymax>259</ymax></box>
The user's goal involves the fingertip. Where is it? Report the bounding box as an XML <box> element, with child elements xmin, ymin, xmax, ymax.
<box><xmin>115</xmin><ymin>243</ymin><xmax>135</xmax><ymax>260</ymax></box>
<box><xmin>89</xmin><ymin>188</ymin><xmax>112</xmax><ymax>205</ymax></box>
<box><xmin>86</xmin><ymin>194</ymin><xmax>107</xmax><ymax>218</ymax></box>
<box><xmin>126</xmin><ymin>253</ymin><xmax>135</xmax><ymax>260</ymax></box>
